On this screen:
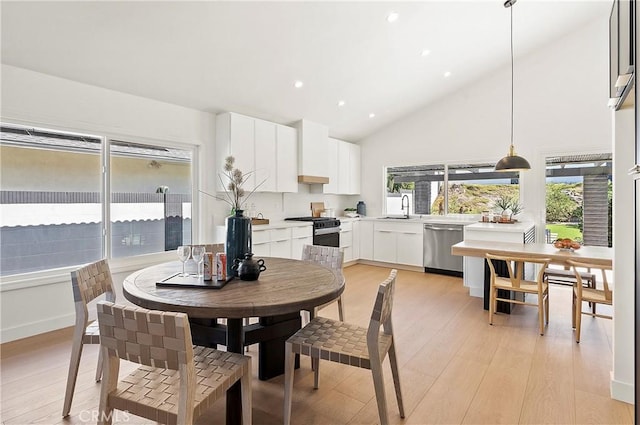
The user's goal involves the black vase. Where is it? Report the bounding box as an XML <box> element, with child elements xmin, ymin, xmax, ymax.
<box><xmin>225</xmin><ymin>209</ymin><xmax>252</xmax><ymax>278</ymax></box>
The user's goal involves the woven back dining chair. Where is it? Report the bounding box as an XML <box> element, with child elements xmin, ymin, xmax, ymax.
<box><xmin>283</xmin><ymin>269</ymin><xmax>404</xmax><ymax>425</ymax></box>
<box><xmin>63</xmin><ymin>259</ymin><xmax>115</xmax><ymax>417</ymax></box>
<box><xmin>567</xmin><ymin>260</ymin><xmax>613</xmax><ymax>343</ymax></box>
<box><xmin>486</xmin><ymin>254</ymin><xmax>551</xmax><ymax>335</ymax></box>
<box><xmin>96</xmin><ymin>301</ymin><xmax>252</xmax><ymax>425</ymax></box>
<box><xmin>301</xmin><ymin>244</ymin><xmax>345</xmax><ymax>322</ymax></box>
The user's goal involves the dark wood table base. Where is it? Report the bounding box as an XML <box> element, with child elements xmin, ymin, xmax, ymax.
<box><xmin>189</xmin><ymin>313</ymin><xmax>302</xmax><ymax>379</ymax></box>
<box><xmin>190</xmin><ymin>314</ymin><xmax>302</xmax><ymax>425</ymax></box>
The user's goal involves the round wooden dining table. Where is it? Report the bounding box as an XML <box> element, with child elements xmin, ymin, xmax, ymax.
<box><xmin>122</xmin><ymin>256</ymin><xmax>344</xmax><ymax>425</ymax></box>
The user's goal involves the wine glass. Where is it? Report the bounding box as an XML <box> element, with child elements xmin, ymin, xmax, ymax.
<box><xmin>176</xmin><ymin>245</ymin><xmax>191</xmax><ymax>277</ymax></box>
<box><xmin>191</xmin><ymin>245</ymin><xmax>206</xmax><ymax>280</ymax></box>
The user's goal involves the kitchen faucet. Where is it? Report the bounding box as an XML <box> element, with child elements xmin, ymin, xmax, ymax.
<box><xmin>401</xmin><ymin>194</ymin><xmax>410</xmax><ymax>218</ymax></box>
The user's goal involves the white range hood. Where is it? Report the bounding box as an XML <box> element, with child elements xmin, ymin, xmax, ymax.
<box><xmin>294</xmin><ymin>119</ymin><xmax>329</xmax><ymax>184</ymax></box>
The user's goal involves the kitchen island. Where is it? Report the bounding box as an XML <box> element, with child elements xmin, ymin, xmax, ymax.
<box><xmin>461</xmin><ymin>221</ymin><xmax>535</xmax><ymax>305</ymax></box>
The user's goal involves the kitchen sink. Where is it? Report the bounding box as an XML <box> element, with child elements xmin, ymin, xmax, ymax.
<box><xmin>380</xmin><ymin>216</ymin><xmax>410</xmax><ymax>219</ymax></box>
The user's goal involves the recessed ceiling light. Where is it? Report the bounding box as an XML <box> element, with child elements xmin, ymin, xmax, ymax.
<box><xmin>386</xmin><ymin>12</ymin><xmax>399</xmax><ymax>23</ymax></box>
<box><xmin>369</xmin><ymin>113</ymin><xmax>376</xmax><ymax>118</ymax></box>
<box><xmin>444</xmin><ymin>71</ymin><xmax>452</xmax><ymax>78</ymax></box>
<box><xmin>294</xmin><ymin>80</ymin><xmax>304</xmax><ymax>88</ymax></box>
<box><xmin>338</xmin><ymin>100</ymin><xmax>346</xmax><ymax>107</ymax></box>
<box><xmin>421</xmin><ymin>49</ymin><xmax>431</xmax><ymax>57</ymax></box>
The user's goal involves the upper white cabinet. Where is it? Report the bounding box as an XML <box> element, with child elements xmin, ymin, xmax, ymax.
<box><xmin>216</xmin><ymin>112</ymin><xmax>298</xmax><ymax>193</ymax></box>
<box><xmin>254</xmin><ymin>118</ymin><xmax>277</xmax><ymax>192</ymax></box>
<box><xmin>216</xmin><ymin>112</ymin><xmax>256</xmax><ymax>191</ymax></box>
<box><xmin>294</xmin><ymin>119</ymin><xmax>329</xmax><ymax>183</ymax></box>
<box><xmin>323</xmin><ymin>137</ymin><xmax>339</xmax><ymax>193</ymax></box>
<box><xmin>340</xmin><ymin>141</ymin><xmax>361</xmax><ymax>194</ymax></box>
<box><xmin>315</xmin><ymin>138</ymin><xmax>361</xmax><ymax>195</ymax></box>
<box><xmin>276</xmin><ymin>125</ymin><xmax>298</xmax><ymax>193</ymax></box>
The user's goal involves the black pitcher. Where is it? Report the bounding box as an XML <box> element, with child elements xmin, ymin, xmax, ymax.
<box><xmin>232</xmin><ymin>253</ymin><xmax>266</xmax><ymax>281</ymax></box>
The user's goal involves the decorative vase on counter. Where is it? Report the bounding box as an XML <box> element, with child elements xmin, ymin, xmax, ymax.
<box><xmin>225</xmin><ymin>209</ymin><xmax>252</xmax><ymax>278</ymax></box>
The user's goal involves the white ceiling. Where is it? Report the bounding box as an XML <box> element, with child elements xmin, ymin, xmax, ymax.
<box><xmin>1</xmin><ymin>1</ymin><xmax>611</xmax><ymax>141</ymax></box>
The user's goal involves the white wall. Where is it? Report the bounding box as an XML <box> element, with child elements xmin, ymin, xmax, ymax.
<box><xmin>612</xmin><ymin>105</ymin><xmax>636</xmax><ymax>404</ymax></box>
<box><xmin>359</xmin><ymin>17</ymin><xmax>633</xmax><ymax>404</ymax></box>
<box><xmin>359</xmin><ymin>17</ymin><xmax>611</xmax><ymax>225</ymax></box>
<box><xmin>0</xmin><ymin>64</ymin><xmax>215</xmax><ymax>342</ymax></box>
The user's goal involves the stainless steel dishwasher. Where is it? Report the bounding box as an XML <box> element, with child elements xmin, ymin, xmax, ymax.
<box><xmin>423</xmin><ymin>223</ymin><xmax>464</xmax><ymax>276</ymax></box>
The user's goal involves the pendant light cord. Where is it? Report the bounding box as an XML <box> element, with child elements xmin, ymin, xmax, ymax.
<box><xmin>509</xmin><ymin>3</ymin><xmax>514</xmax><ymax>151</ymax></box>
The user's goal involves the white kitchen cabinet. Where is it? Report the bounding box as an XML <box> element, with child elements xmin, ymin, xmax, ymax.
<box><xmin>254</xmin><ymin>118</ymin><xmax>277</xmax><ymax>192</ymax></box>
<box><xmin>347</xmin><ymin>142</ymin><xmax>361</xmax><ymax>194</ymax></box>
<box><xmin>252</xmin><ymin>227</ymin><xmax>272</xmax><ymax>257</ymax></box>
<box><xmin>396</xmin><ymin>228</ymin><xmax>423</xmax><ymax>266</ymax></box>
<box><xmin>340</xmin><ymin>221</ymin><xmax>354</xmax><ymax>262</ymax></box>
<box><xmin>323</xmin><ymin>138</ymin><xmax>339</xmax><ymax>193</ymax></box>
<box><xmin>373</xmin><ymin>228</ymin><xmax>396</xmax><ymax>263</ymax></box>
<box><xmin>351</xmin><ymin>220</ymin><xmax>360</xmax><ymax>260</ymax></box>
<box><xmin>359</xmin><ymin>220</ymin><xmax>374</xmax><ymax>260</ymax></box>
<box><xmin>217</xmin><ymin>112</ymin><xmax>299</xmax><ymax>193</ymax></box>
<box><xmin>251</xmin><ymin>224</ymin><xmax>311</xmax><ymax>259</ymax></box>
<box><xmin>373</xmin><ymin>221</ymin><xmax>423</xmax><ymax>266</ymax></box>
<box><xmin>314</xmin><ymin>138</ymin><xmax>361</xmax><ymax>195</ymax></box>
<box><xmin>291</xmin><ymin>225</ymin><xmax>313</xmax><ymax>259</ymax></box>
<box><xmin>216</xmin><ymin>112</ymin><xmax>256</xmax><ymax>191</ymax></box>
<box><xmin>276</xmin><ymin>125</ymin><xmax>299</xmax><ymax>193</ymax></box>
<box><xmin>338</xmin><ymin>140</ymin><xmax>350</xmax><ymax>194</ymax></box>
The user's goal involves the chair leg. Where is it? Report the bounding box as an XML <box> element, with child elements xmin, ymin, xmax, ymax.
<box><xmin>62</xmin><ymin>328</ymin><xmax>85</xmax><ymax>417</ymax></box>
<box><xmin>388</xmin><ymin>341</ymin><xmax>405</xmax><ymax>418</ymax></box>
<box><xmin>488</xmin><ymin>287</ymin><xmax>495</xmax><ymax>325</ymax></box>
<box><xmin>370</xmin><ymin>359</ymin><xmax>390</xmax><ymax>425</ymax></box>
<box><xmin>95</xmin><ymin>344</ymin><xmax>104</xmax><ymax>382</ymax></box>
<box><xmin>545</xmin><ymin>292</ymin><xmax>549</xmax><ymax>324</ymax></box>
<box><xmin>337</xmin><ymin>295</ymin><xmax>345</xmax><ymax>322</ymax></box>
<box><xmin>312</xmin><ymin>357</ymin><xmax>320</xmax><ymax>389</ymax></box>
<box><xmin>575</xmin><ymin>302</ymin><xmax>583</xmax><ymax>343</ymax></box>
<box><xmin>98</xmin><ymin>350</ymin><xmax>119</xmax><ymax>425</ymax></box>
<box><xmin>283</xmin><ymin>342</ymin><xmax>295</xmax><ymax>425</ymax></box>
<box><xmin>538</xmin><ymin>298</ymin><xmax>545</xmax><ymax>336</ymax></box>
<box><xmin>301</xmin><ymin>310</ymin><xmax>310</xmax><ymax>327</ymax></box>
<box><xmin>572</xmin><ymin>290</ymin><xmax>576</xmax><ymax>329</ymax></box>
<box><xmin>241</xmin><ymin>357</ymin><xmax>252</xmax><ymax>425</ymax></box>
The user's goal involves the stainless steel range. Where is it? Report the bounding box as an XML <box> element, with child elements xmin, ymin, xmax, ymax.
<box><xmin>284</xmin><ymin>217</ymin><xmax>341</xmax><ymax>247</ymax></box>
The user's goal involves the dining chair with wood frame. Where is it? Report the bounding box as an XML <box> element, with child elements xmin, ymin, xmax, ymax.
<box><xmin>567</xmin><ymin>259</ymin><xmax>613</xmax><ymax>343</ymax></box>
<box><xmin>486</xmin><ymin>254</ymin><xmax>551</xmax><ymax>335</ymax></box>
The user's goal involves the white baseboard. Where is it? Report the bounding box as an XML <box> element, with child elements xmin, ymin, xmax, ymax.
<box><xmin>0</xmin><ymin>313</ymin><xmax>74</xmax><ymax>344</ymax></box>
<box><xmin>610</xmin><ymin>371</ymin><xmax>635</xmax><ymax>404</ymax></box>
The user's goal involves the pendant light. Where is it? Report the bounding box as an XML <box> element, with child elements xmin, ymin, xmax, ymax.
<box><xmin>495</xmin><ymin>0</ymin><xmax>530</xmax><ymax>172</ymax></box>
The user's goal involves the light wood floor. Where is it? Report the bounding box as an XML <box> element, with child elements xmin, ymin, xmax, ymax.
<box><xmin>0</xmin><ymin>264</ymin><xmax>634</xmax><ymax>424</ymax></box>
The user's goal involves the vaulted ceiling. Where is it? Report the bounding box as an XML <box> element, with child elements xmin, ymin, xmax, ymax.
<box><xmin>1</xmin><ymin>1</ymin><xmax>611</xmax><ymax>141</ymax></box>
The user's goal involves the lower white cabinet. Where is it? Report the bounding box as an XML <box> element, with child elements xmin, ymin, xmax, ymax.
<box><xmin>359</xmin><ymin>220</ymin><xmax>374</xmax><ymax>260</ymax></box>
<box><xmin>290</xmin><ymin>226</ymin><xmax>313</xmax><ymax>259</ymax></box>
<box><xmin>373</xmin><ymin>221</ymin><xmax>423</xmax><ymax>266</ymax></box>
<box><xmin>252</xmin><ymin>224</ymin><xmax>312</xmax><ymax>259</ymax></box>
<box><xmin>396</xmin><ymin>230</ymin><xmax>423</xmax><ymax>266</ymax></box>
<box><xmin>340</xmin><ymin>221</ymin><xmax>355</xmax><ymax>262</ymax></box>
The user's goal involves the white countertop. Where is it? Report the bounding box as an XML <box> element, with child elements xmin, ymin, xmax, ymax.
<box><xmin>252</xmin><ymin>221</ymin><xmax>313</xmax><ymax>230</ymax></box>
<box><xmin>360</xmin><ymin>215</ymin><xmax>478</xmax><ymax>225</ymax></box>
<box><xmin>465</xmin><ymin>221</ymin><xmax>535</xmax><ymax>233</ymax></box>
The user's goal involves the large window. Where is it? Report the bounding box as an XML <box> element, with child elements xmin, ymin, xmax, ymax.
<box><xmin>386</xmin><ymin>163</ymin><xmax>519</xmax><ymax>216</ymax></box>
<box><xmin>545</xmin><ymin>154</ymin><xmax>612</xmax><ymax>247</ymax></box>
<box><xmin>109</xmin><ymin>140</ymin><xmax>192</xmax><ymax>258</ymax></box>
<box><xmin>0</xmin><ymin>124</ymin><xmax>194</xmax><ymax>276</ymax></box>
